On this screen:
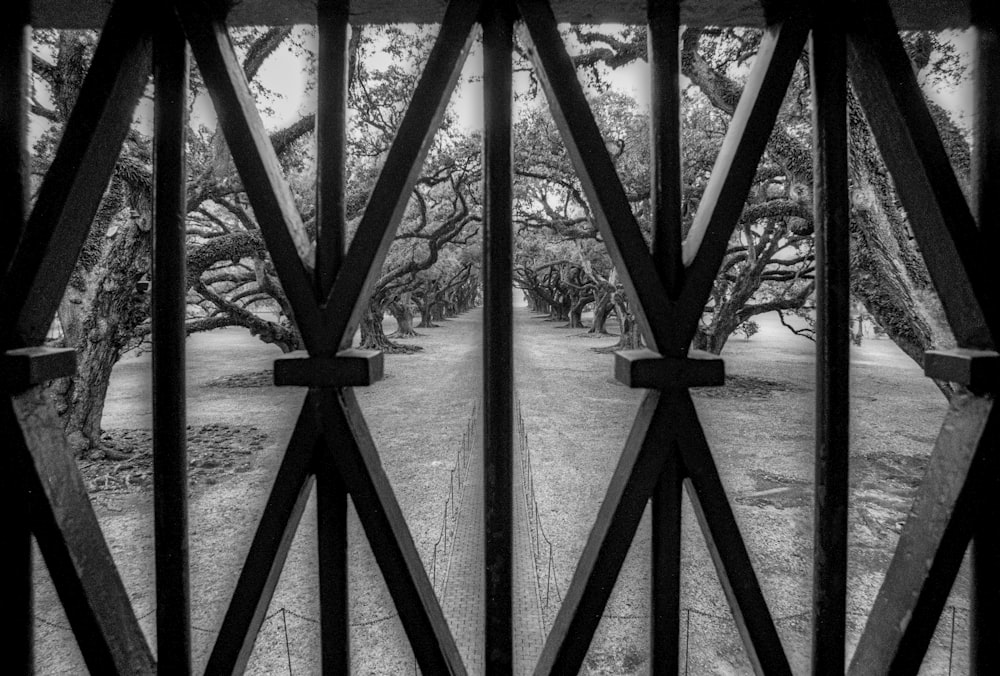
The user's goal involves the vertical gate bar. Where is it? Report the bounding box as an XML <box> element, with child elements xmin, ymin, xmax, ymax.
<box><xmin>648</xmin><ymin>2</ymin><xmax>683</xmax><ymax>673</ymax></box>
<box><xmin>809</xmin><ymin>15</ymin><xmax>850</xmax><ymax>675</ymax></box>
<box><xmin>316</xmin><ymin>3</ymin><xmax>351</xmax><ymax>670</ymax></box>
<box><xmin>152</xmin><ymin>7</ymin><xmax>192</xmax><ymax>673</ymax></box>
<box><xmin>315</xmin><ymin>0</ymin><xmax>349</xmax><ymax>300</ymax></box>
<box><xmin>1</xmin><ymin>2</ymin><xmax>33</xmax><ymax>669</ymax></box>
<box><xmin>317</xmin><ymin>456</ymin><xmax>349</xmax><ymax>672</ymax></box>
<box><xmin>970</xmin><ymin>1</ymin><xmax>1000</xmax><ymax>671</ymax></box>
<box><xmin>1</xmin><ymin>0</ymin><xmax>29</xmax><ymax>269</ymax></box>
<box><xmin>651</xmin><ymin>449</ymin><xmax>682</xmax><ymax>674</ymax></box>
<box><xmin>648</xmin><ymin>0</ymin><xmax>684</xmax><ymax>298</ymax></box>
<box><xmin>482</xmin><ymin>3</ymin><xmax>514</xmax><ymax>672</ymax></box>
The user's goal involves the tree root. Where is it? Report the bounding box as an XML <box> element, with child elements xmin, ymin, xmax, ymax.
<box><xmin>382</xmin><ymin>343</ymin><xmax>423</xmax><ymax>354</ymax></box>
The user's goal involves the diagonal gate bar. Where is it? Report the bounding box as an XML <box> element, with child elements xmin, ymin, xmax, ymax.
<box><xmin>849</xmin><ymin>397</ymin><xmax>998</xmax><ymax>673</ymax></box>
<box><xmin>0</xmin><ymin>0</ymin><xmax>153</xmax><ymax>348</ymax></box>
<box><xmin>843</xmin><ymin>2</ymin><xmax>1000</xmax><ymax>670</ymax></box>
<box><xmin>186</xmin><ymin>1</ymin><xmax>477</xmax><ymax>672</ymax></box>
<box><xmin>175</xmin><ymin>0</ymin><xmax>323</xmax><ymax>346</ymax></box>
<box><xmin>518</xmin><ymin>1</ymin><xmax>803</xmax><ymax>672</ymax></box>
<box><xmin>321</xmin><ymin>0</ymin><xmax>481</xmax><ymax>353</ymax></box>
<box><xmin>847</xmin><ymin>0</ymin><xmax>997</xmax><ymax>349</ymax></box>
<box><xmin>7</xmin><ymin>389</ymin><xmax>156</xmax><ymax>674</ymax></box>
<box><xmin>1</xmin><ymin>1</ymin><xmax>161</xmax><ymax>672</ymax></box>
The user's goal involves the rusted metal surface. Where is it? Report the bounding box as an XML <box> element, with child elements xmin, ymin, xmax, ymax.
<box><xmin>810</xmin><ymin>14</ymin><xmax>850</xmax><ymax>675</ymax></box>
<box><xmin>31</xmin><ymin>0</ymin><xmax>973</xmax><ymax>29</ymax></box>
<box><xmin>321</xmin><ymin>0</ymin><xmax>480</xmax><ymax>352</ymax></box>
<box><xmin>8</xmin><ymin>388</ymin><xmax>156</xmax><ymax>674</ymax></box>
<box><xmin>482</xmin><ymin>2</ymin><xmax>514</xmax><ymax>672</ymax></box>
<box><xmin>848</xmin><ymin>4</ymin><xmax>997</xmax><ymax>350</ymax></box>
<box><xmin>152</xmin><ymin>9</ymin><xmax>192</xmax><ymax>673</ymax></box>
<box><xmin>0</xmin><ymin>0</ymin><xmax>152</xmax><ymax>348</ymax></box>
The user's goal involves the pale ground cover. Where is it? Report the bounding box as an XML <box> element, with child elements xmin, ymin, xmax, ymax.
<box><xmin>32</xmin><ymin>300</ymin><xmax>966</xmax><ymax>674</ymax></box>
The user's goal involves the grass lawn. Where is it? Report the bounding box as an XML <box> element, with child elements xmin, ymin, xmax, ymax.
<box><xmin>33</xmin><ymin>300</ymin><xmax>967</xmax><ymax>674</ymax></box>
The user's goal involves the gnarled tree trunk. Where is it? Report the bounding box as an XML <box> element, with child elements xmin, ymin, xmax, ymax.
<box><xmin>388</xmin><ymin>296</ymin><xmax>419</xmax><ymax>338</ymax></box>
<box><xmin>359</xmin><ymin>299</ymin><xmax>421</xmax><ymax>353</ymax></box>
<box><xmin>51</xmin><ymin>204</ymin><xmax>153</xmax><ymax>457</ymax></box>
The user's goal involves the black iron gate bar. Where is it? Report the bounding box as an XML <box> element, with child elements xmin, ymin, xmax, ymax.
<box><xmin>2</xmin><ymin>0</ymin><xmax>999</xmax><ymax>674</ymax></box>
<box><xmin>178</xmin><ymin>0</ymin><xmax>480</xmax><ymax>671</ymax></box>
<box><xmin>1</xmin><ymin>2</ymin><xmax>33</xmax><ymax>672</ymax></box>
<box><xmin>4</xmin><ymin>0</ymin><xmax>155</xmax><ymax>672</ymax></box>
<box><xmin>152</xmin><ymin>5</ymin><xmax>193</xmax><ymax>674</ymax></box>
<box><xmin>809</xmin><ymin>5</ymin><xmax>849</xmax><ymax>673</ymax></box>
<box><xmin>969</xmin><ymin>6</ymin><xmax>1000</xmax><ymax>671</ymax></box>
<box><xmin>482</xmin><ymin>3</ymin><xmax>515</xmax><ymax>672</ymax></box>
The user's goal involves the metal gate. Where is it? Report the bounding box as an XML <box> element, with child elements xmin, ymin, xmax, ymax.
<box><xmin>3</xmin><ymin>0</ymin><xmax>997</xmax><ymax>673</ymax></box>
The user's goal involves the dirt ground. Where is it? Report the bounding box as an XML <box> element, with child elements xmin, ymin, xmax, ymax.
<box><xmin>514</xmin><ymin>309</ymin><xmax>966</xmax><ymax>675</ymax></box>
<box><xmin>33</xmin><ymin>302</ymin><xmax>967</xmax><ymax>674</ymax></box>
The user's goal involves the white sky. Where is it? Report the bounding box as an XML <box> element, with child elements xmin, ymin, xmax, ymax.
<box><xmin>250</xmin><ymin>25</ymin><xmax>973</xmax><ymax>140</ymax></box>
<box><xmin>29</xmin><ymin>25</ymin><xmax>976</xmax><ymax>154</ymax></box>
<box><xmin>252</xmin><ymin>25</ymin><xmax>653</xmax><ymax>133</ymax></box>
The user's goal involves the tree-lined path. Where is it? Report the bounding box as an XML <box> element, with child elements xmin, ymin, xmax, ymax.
<box><xmin>36</xmin><ymin>293</ymin><xmax>954</xmax><ymax>674</ymax></box>
<box><xmin>436</xmin><ymin>307</ymin><xmax>547</xmax><ymax>675</ymax></box>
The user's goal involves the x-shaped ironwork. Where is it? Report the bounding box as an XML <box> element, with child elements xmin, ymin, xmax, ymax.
<box><xmin>2</xmin><ymin>1</ymin><xmax>156</xmax><ymax>672</ymax></box>
<box><xmin>4</xmin><ymin>0</ymin><xmax>998</xmax><ymax>673</ymax></box>
<box><xmin>518</xmin><ymin>1</ymin><xmax>999</xmax><ymax>672</ymax></box>
<box><xmin>514</xmin><ymin>1</ymin><xmax>808</xmax><ymax>672</ymax></box>
<box><xmin>843</xmin><ymin>2</ymin><xmax>999</xmax><ymax>672</ymax></box>
<box><xmin>173</xmin><ymin>0</ymin><xmax>483</xmax><ymax>672</ymax></box>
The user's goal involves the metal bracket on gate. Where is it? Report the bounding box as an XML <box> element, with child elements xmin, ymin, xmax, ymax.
<box><xmin>273</xmin><ymin>348</ymin><xmax>384</xmax><ymax>387</ymax></box>
<box><xmin>1</xmin><ymin>347</ymin><xmax>77</xmax><ymax>393</ymax></box>
<box><xmin>924</xmin><ymin>348</ymin><xmax>1000</xmax><ymax>394</ymax></box>
<box><xmin>614</xmin><ymin>348</ymin><xmax>725</xmax><ymax>389</ymax></box>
